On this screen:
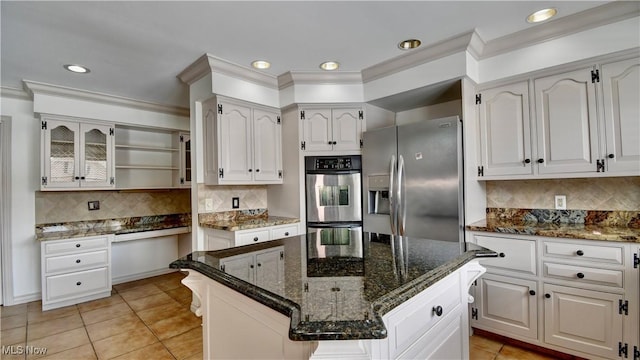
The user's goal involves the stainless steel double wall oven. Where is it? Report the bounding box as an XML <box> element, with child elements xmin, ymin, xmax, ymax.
<box><xmin>305</xmin><ymin>155</ymin><xmax>363</xmax><ymax>262</ymax></box>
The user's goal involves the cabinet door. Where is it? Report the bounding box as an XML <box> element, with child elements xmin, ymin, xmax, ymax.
<box><xmin>218</xmin><ymin>102</ymin><xmax>253</xmax><ymax>182</ymax></box>
<box><xmin>478</xmin><ymin>81</ymin><xmax>533</xmax><ymax>176</ymax></box>
<box><xmin>255</xmin><ymin>248</ymin><xmax>284</xmax><ymax>296</ymax></box>
<box><xmin>42</xmin><ymin>119</ymin><xmax>80</xmax><ymax>189</ymax></box>
<box><xmin>331</xmin><ymin>108</ymin><xmax>363</xmax><ymax>151</ymax></box>
<box><xmin>301</xmin><ymin>108</ymin><xmax>332</xmax><ymax>151</ymax></box>
<box><xmin>534</xmin><ymin>68</ymin><xmax>600</xmax><ymax>174</ymax></box>
<box><xmin>544</xmin><ymin>284</ymin><xmax>622</xmax><ymax>359</ymax></box>
<box><xmin>601</xmin><ymin>57</ymin><xmax>640</xmax><ymax>173</ymax></box>
<box><xmin>253</xmin><ymin>109</ymin><xmax>282</xmax><ymax>182</ymax></box>
<box><xmin>220</xmin><ymin>254</ymin><xmax>254</xmax><ymax>284</ymax></box>
<box><xmin>474</xmin><ymin>274</ymin><xmax>538</xmax><ymax>340</ymax></box>
<box><xmin>179</xmin><ymin>132</ymin><xmax>191</xmax><ymax>186</ymax></box>
<box><xmin>80</xmin><ymin>123</ymin><xmax>114</xmax><ymax>188</ymax></box>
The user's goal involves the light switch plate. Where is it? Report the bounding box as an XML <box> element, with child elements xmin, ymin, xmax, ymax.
<box><xmin>205</xmin><ymin>198</ymin><xmax>214</xmax><ymax>211</ymax></box>
<box><xmin>232</xmin><ymin>197</ymin><xmax>240</xmax><ymax>209</ymax></box>
<box><xmin>554</xmin><ymin>195</ymin><xmax>566</xmax><ymax>210</ymax></box>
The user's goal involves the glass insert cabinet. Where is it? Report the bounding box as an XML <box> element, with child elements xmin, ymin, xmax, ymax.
<box><xmin>41</xmin><ymin>116</ymin><xmax>115</xmax><ymax>190</ymax></box>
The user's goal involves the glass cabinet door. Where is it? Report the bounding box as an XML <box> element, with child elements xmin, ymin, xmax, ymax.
<box><xmin>181</xmin><ymin>133</ymin><xmax>191</xmax><ymax>185</ymax></box>
<box><xmin>44</xmin><ymin>120</ymin><xmax>80</xmax><ymax>188</ymax></box>
<box><xmin>80</xmin><ymin>123</ymin><xmax>114</xmax><ymax>188</ymax></box>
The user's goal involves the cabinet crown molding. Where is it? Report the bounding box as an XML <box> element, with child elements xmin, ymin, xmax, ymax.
<box><xmin>177</xmin><ymin>53</ymin><xmax>279</xmax><ymax>89</ymax></box>
<box><xmin>23</xmin><ymin>80</ymin><xmax>189</xmax><ymax>117</ymax></box>
<box><xmin>277</xmin><ymin>71</ymin><xmax>363</xmax><ymax>90</ymax></box>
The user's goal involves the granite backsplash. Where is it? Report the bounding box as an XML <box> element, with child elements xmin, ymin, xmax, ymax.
<box><xmin>486</xmin><ymin>207</ymin><xmax>640</xmax><ymax>228</ymax></box>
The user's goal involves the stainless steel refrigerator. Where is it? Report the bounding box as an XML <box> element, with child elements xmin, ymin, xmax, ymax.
<box><xmin>362</xmin><ymin>116</ymin><xmax>464</xmax><ymax>244</ymax></box>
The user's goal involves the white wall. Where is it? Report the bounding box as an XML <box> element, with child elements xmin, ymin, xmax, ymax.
<box><xmin>395</xmin><ymin>99</ymin><xmax>462</xmax><ymax>126</ymax></box>
<box><xmin>1</xmin><ymin>94</ymin><xmax>40</xmax><ymax>304</ymax></box>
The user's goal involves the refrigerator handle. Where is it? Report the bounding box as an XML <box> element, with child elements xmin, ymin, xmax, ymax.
<box><xmin>389</xmin><ymin>155</ymin><xmax>397</xmax><ymax>235</ymax></box>
<box><xmin>397</xmin><ymin>155</ymin><xmax>406</xmax><ymax>236</ymax></box>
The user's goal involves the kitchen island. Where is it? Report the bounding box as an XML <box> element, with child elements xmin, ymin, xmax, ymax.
<box><xmin>170</xmin><ymin>232</ymin><xmax>496</xmax><ymax>359</ymax></box>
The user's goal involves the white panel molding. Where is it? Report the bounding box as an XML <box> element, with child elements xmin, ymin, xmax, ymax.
<box><xmin>177</xmin><ymin>53</ymin><xmax>278</xmax><ymax>89</ymax></box>
<box><xmin>0</xmin><ymin>117</ymin><xmax>13</xmax><ymax>305</ymax></box>
<box><xmin>23</xmin><ymin>80</ymin><xmax>189</xmax><ymax>117</ymax></box>
<box><xmin>481</xmin><ymin>1</ymin><xmax>640</xmax><ymax>59</ymax></box>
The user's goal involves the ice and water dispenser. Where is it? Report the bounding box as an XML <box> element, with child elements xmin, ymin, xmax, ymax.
<box><xmin>367</xmin><ymin>175</ymin><xmax>390</xmax><ymax>215</ymax></box>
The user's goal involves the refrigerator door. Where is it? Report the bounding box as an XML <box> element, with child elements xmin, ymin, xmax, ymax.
<box><xmin>397</xmin><ymin>116</ymin><xmax>463</xmax><ymax>242</ymax></box>
<box><xmin>362</xmin><ymin>126</ymin><xmax>398</xmax><ymax>235</ymax></box>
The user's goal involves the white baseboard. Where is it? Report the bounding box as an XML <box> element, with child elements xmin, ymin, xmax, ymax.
<box><xmin>112</xmin><ymin>268</ymin><xmax>178</xmax><ymax>285</ymax></box>
<box><xmin>7</xmin><ymin>291</ymin><xmax>42</xmax><ymax>306</ymax></box>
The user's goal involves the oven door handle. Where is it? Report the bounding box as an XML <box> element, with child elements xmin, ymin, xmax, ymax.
<box><xmin>389</xmin><ymin>155</ymin><xmax>397</xmax><ymax>235</ymax></box>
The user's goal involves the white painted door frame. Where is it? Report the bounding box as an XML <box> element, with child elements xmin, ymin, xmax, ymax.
<box><xmin>0</xmin><ymin>116</ymin><xmax>13</xmax><ymax>305</ymax></box>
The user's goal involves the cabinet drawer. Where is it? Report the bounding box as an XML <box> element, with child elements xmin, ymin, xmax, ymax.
<box><xmin>543</xmin><ymin>241</ymin><xmax>623</xmax><ymax>265</ymax></box>
<box><xmin>474</xmin><ymin>235</ymin><xmax>536</xmax><ymax>275</ymax></box>
<box><xmin>45</xmin><ymin>250</ymin><xmax>109</xmax><ymax>275</ymax></box>
<box><xmin>269</xmin><ymin>225</ymin><xmax>298</xmax><ymax>239</ymax></box>
<box><xmin>44</xmin><ymin>236</ymin><xmax>109</xmax><ymax>255</ymax></box>
<box><xmin>544</xmin><ymin>262</ymin><xmax>623</xmax><ymax>288</ymax></box>
<box><xmin>385</xmin><ymin>272</ymin><xmax>462</xmax><ymax>358</ymax></box>
<box><xmin>237</xmin><ymin>230</ymin><xmax>271</xmax><ymax>246</ymax></box>
<box><xmin>45</xmin><ymin>267</ymin><xmax>110</xmax><ymax>301</ymax></box>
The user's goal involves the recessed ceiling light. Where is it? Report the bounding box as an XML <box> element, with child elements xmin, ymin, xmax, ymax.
<box><xmin>320</xmin><ymin>61</ymin><xmax>339</xmax><ymax>71</ymax></box>
<box><xmin>398</xmin><ymin>39</ymin><xmax>421</xmax><ymax>50</ymax></box>
<box><xmin>63</xmin><ymin>64</ymin><xmax>90</xmax><ymax>73</ymax></box>
<box><xmin>251</xmin><ymin>60</ymin><xmax>271</xmax><ymax>70</ymax></box>
<box><xmin>526</xmin><ymin>8</ymin><xmax>557</xmax><ymax>23</ymax></box>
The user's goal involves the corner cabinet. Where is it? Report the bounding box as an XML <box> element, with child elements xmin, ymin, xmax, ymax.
<box><xmin>40</xmin><ymin>115</ymin><xmax>115</xmax><ymax>190</ymax></box>
<box><xmin>476</xmin><ymin>55</ymin><xmax>639</xmax><ymax>180</ymax></box>
<box><xmin>299</xmin><ymin>106</ymin><xmax>364</xmax><ymax>152</ymax></box>
<box><xmin>203</xmin><ymin>96</ymin><xmax>283</xmax><ymax>185</ymax></box>
<box><xmin>469</xmin><ymin>232</ymin><xmax>638</xmax><ymax>360</ymax></box>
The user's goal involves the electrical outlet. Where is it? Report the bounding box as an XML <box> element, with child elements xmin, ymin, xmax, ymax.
<box><xmin>88</xmin><ymin>201</ymin><xmax>100</xmax><ymax>211</ymax></box>
<box><xmin>554</xmin><ymin>195</ymin><xmax>566</xmax><ymax>210</ymax></box>
<box><xmin>232</xmin><ymin>197</ymin><xmax>240</xmax><ymax>209</ymax></box>
<box><xmin>205</xmin><ymin>198</ymin><xmax>214</xmax><ymax>211</ymax></box>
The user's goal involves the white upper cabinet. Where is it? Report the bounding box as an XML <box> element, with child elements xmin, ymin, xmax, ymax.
<box><xmin>478</xmin><ymin>81</ymin><xmax>533</xmax><ymax>177</ymax></box>
<box><xmin>601</xmin><ymin>57</ymin><xmax>640</xmax><ymax>173</ymax></box>
<box><xmin>534</xmin><ymin>67</ymin><xmax>600</xmax><ymax>175</ymax></box>
<box><xmin>41</xmin><ymin>115</ymin><xmax>115</xmax><ymax>190</ymax></box>
<box><xmin>476</xmin><ymin>55</ymin><xmax>639</xmax><ymax>180</ymax></box>
<box><xmin>300</xmin><ymin>107</ymin><xmax>363</xmax><ymax>152</ymax></box>
<box><xmin>203</xmin><ymin>96</ymin><xmax>282</xmax><ymax>185</ymax></box>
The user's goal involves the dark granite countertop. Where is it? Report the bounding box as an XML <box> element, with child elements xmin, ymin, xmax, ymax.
<box><xmin>170</xmin><ymin>232</ymin><xmax>496</xmax><ymax>341</ymax></box>
<box><xmin>36</xmin><ymin>213</ymin><xmax>191</xmax><ymax>241</ymax></box>
<box><xmin>466</xmin><ymin>208</ymin><xmax>639</xmax><ymax>242</ymax></box>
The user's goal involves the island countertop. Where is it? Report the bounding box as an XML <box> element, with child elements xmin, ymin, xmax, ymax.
<box><xmin>170</xmin><ymin>232</ymin><xmax>496</xmax><ymax>341</ymax></box>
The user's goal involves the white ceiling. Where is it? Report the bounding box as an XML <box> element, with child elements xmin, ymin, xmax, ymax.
<box><xmin>1</xmin><ymin>1</ymin><xmax>614</xmax><ymax>108</ymax></box>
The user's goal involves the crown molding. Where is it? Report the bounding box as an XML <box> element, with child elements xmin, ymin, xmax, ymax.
<box><xmin>177</xmin><ymin>53</ymin><xmax>279</xmax><ymax>89</ymax></box>
<box><xmin>362</xmin><ymin>31</ymin><xmax>477</xmax><ymax>83</ymax></box>
<box><xmin>278</xmin><ymin>71</ymin><xmax>362</xmax><ymax>90</ymax></box>
<box><xmin>481</xmin><ymin>1</ymin><xmax>640</xmax><ymax>59</ymax></box>
<box><xmin>23</xmin><ymin>80</ymin><xmax>189</xmax><ymax>117</ymax></box>
<box><xmin>0</xmin><ymin>86</ymin><xmax>31</xmax><ymax>100</ymax></box>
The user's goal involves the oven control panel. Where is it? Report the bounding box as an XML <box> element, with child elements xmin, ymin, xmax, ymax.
<box><xmin>315</xmin><ymin>157</ymin><xmax>352</xmax><ymax>170</ymax></box>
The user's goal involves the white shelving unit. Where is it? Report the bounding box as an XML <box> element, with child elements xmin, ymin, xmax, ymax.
<box><xmin>114</xmin><ymin>125</ymin><xmax>183</xmax><ymax>189</ymax></box>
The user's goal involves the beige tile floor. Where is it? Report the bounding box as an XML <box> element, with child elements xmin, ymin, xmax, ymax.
<box><xmin>1</xmin><ymin>271</ymin><xmax>553</xmax><ymax>360</ymax></box>
<box><xmin>1</xmin><ymin>271</ymin><xmax>201</xmax><ymax>360</ymax></box>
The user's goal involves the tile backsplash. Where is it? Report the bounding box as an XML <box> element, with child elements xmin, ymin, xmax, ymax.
<box><xmin>197</xmin><ymin>184</ymin><xmax>267</xmax><ymax>213</ymax></box>
<box><xmin>36</xmin><ymin>189</ymin><xmax>191</xmax><ymax>224</ymax></box>
<box><xmin>486</xmin><ymin>177</ymin><xmax>640</xmax><ymax>211</ymax></box>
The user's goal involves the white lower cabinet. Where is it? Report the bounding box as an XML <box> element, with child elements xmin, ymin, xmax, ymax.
<box><xmin>219</xmin><ymin>246</ymin><xmax>284</xmax><ymax>296</ymax></box>
<box><xmin>204</xmin><ymin>223</ymin><xmax>300</xmax><ymax>250</ymax></box>
<box><xmin>41</xmin><ymin>235</ymin><xmax>112</xmax><ymax>310</ymax></box>
<box><xmin>544</xmin><ymin>283</ymin><xmax>622</xmax><ymax>359</ymax></box>
<box><xmin>474</xmin><ymin>273</ymin><xmax>538</xmax><ymax>340</ymax></box>
<box><xmin>470</xmin><ymin>232</ymin><xmax>637</xmax><ymax>359</ymax></box>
